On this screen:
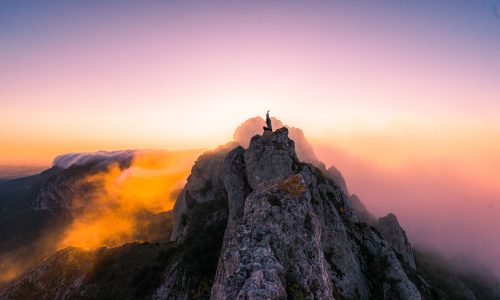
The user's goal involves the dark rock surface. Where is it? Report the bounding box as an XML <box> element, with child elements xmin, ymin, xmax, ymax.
<box><xmin>166</xmin><ymin>127</ymin><xmax>422</xmax><ymax>299</ymax></box>
<box><xmin>208</xmin><ymin>128</ymin><xmax>421</xmax><ymax>299</ymax></box>
<box><xmin>377</xmin><ymin>213</ymin><xmax>417</xmax><ymax>269</ymax></box>
<box><xmin>349</xmin><ymin>194</ymin><xmax>377</xmax><ymax>225</ymax></box>
<box><xmin>3</xmin><ymin>125</ymin><xmax>498</xmax><ymax>300</ymax></box>
<box><xmin>171</xmin><ymin>142</ymin><xmax>237</xmax><ymax>242</ymax></box>
<box><xmin>1</xmin><ymin>242</ymin><xmax>177</xmax><ymax>300</ymax></box>
<box><xmin>243</xmin><ymin>128</ymin><xmax>298</xmax><ymax>190</ymax></box>
<box><xmin>325</xmin><ymin>165</ymin><xmax>349</xmax><ymax>195</ymax></box>
<box><xmin>233</xmin><ymin>117</ymin><xmax>325</xmax><ymax>169</ymax></box>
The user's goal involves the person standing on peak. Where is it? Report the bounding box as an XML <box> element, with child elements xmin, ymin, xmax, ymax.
<box><xmin>263</xmin><ymin>110</ymin><xmax>272</xmax><ymax>132</ymax></box>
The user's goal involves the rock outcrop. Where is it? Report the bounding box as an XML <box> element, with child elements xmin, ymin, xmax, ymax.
<box><xmin>4</xmin><ymin>124</ymin><xmax>498</xmax><ymax>299</ymax></box>
<box><xmin>170</xmin><ymin>142</ymin><xmax>236</xmax><ymax>242</ymax></box>
<box><xmin>233</xmin><ymin>117</ymin><xmax>325</xmax><ymax>169</ymax></box>
<box><xmin>324</xmin><ymin>166</ymin><xmax>378</xmax><ymax>226</ymax></box>
<box><xmin>211</xmin><ymin>174</ymin><xmax>333</xmax><ymax>299</ymax></box>
<box><xmin>4</xmin><ymin>119</ymin><xmax>500</xmax><ymax>300</ymax></box>
<box><xmin>325</xmin><ymin>165</ymin><xmax>349</xmax><ymax>195</ymax></box>
<box><xmin>377</xmin><ymin>213</ymin><xmax>417</xmax><ymax>269</ymax></box>
<box><xmin>170</xmin><ymin>127</ymin><xmax>421</xmax><ymax>299</ymax></box>
<box><xmin>349</xmin><ymin>194</ymin><xmax>377</xmax><ymax>225</ymax></box>
<box><xmin>243</xmin><ymin>128</ymin><xmax>298</xmax><ymax>190</ymax></box>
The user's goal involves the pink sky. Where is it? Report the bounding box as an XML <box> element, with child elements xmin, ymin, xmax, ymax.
<box><xmin>313</xmin><ymin>125</ymin><xmax>500</xmax><ymax>277</ymax></box>
<box><xmin>0</xmin><ymin>0</ymin><xmax>499</xmax><ymax>277</ymax></box>
<box><xmin>1</xmin><ymin>1</ymin><xmax>499</xmax><ymax>164</ymax></box>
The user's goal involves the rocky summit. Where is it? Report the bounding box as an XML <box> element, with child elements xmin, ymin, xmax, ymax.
<box><xmin>2</xmin><ymin>126</ymin><xmax>498</xmax><ymax>299</ymax></box>
<box><xmin>171</xmin><ymin>127</ymin><xmax>420</xmax><ymax>299</ymax></box>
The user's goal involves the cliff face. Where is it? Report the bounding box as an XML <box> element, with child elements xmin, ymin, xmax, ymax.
<box><xmin>170</xmin><ymin>128</ymin><xmax>421</xmax><ymax>299</ymax></box>
<box><xmin>170</xmin><ymin>143</ymin><xmax>236</xmax><ymax>242</ymax></box>
<box><xmin>5</xmin><ymin>126</ymin><xmax>496</xmax><ymax>299</ymax></box>
<box><xmin>376</xmin><ymin>213</ymin><xmax>417</xmax><ymax>269</ymax></box>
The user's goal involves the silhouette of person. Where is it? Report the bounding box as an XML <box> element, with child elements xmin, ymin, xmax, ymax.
<box><xmin>263</xmin><ymin>110</ymin><xmax>272</xmax><ymax>132</ymax></box>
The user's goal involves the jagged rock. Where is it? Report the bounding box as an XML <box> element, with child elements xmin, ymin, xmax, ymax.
<box><xmin>298</xmin><ymin>164</ymin><xmax>420</xmax><ymax>299</ymax></box>
<box><xmin>170</xmin><ymin>142</ymin><xmax>236</xmax><ymax>242</ymax></box>
<box><xmin>212</xmin><ymin>174</ymin><xmax>333</xmax><ymax>299</ymax></box>
<box><xmin>233</xmin><ymin>117</ymin><xmax>325</xmax><ymax>169</ymax></box>
<box><xmin>357</xmin><ymin>224</ymin><xmax>421</xmax><ymax>299</ymax></box>
<box><xmin>2</xmin><ymin>122</ymin><xmax>499</xmax><ymax>300</ymax></box>
<box><xmin>350</xmin><ymin>194</ymin><xmax>377</xmax><ymax>225</ymax></box>
<box><xmin>377</xmin><ymin>213</ymin><xmax>417</xmax><ymax>269</ymax></box>
<box><xmin>324</xmin><ymin>166</ymin><xmax>378</xmax><ymax>225</ymax></box>
<box><xmin>222</xmin><ymin>146</ymin><xmax>251</xmax><ymax>234</ymax></box>
<box><xmin>298</xmin><ymin>164</ymin><xmax>371</xmax><ymax>298</ymax></box>
<box><xmin>211</xmin><ymin>128</ymin><xmax>421</xmax><ymax>299</ymax></box>
<box><xmin>211</xmin><ymin>146</ymin><xmax>253</xmax><ymax>292</ymax></box>
<box><xmin>325</xmin><ymin>165</ymin><xmax>349</xmax><ymax>195</ymax></box>
<box><xmin>158</xmin><ymin>145</ymin><xmax>236</xmax><ymax>299</ymax></box>
<box><xmin>244</xmin><ymin>127</ymin><xmax>298</xmax><ymax>190</ymax></box>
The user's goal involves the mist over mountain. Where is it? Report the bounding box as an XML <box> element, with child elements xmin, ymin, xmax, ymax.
<box><xmin>0</xmin><ymin>119</ymin><xmax>498</xmax><ymax>299</ymax></box>
<box><xmin>53</xmin><ymin>150</ymin><xmax>135</xmax><ymax>169</ymax></box>
<box><xmin>0</xmin><ymin>149</ymin><xmax>201</xmax><ymax>289</ymax></box>
<box><xmin>313</xmin><ymin>140</ymin><xmax>500</xmax><ymax>282</ymax></box>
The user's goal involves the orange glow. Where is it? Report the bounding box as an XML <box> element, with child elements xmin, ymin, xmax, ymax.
<box><xmin>58</xmin><ymin>150</ymin><xmax>201</xmax><ymax>250</ymax></box>
<box><xmin>0</xmin><ymin>264</ymin><xmax>20</xmax><ymax>285</ymax></box>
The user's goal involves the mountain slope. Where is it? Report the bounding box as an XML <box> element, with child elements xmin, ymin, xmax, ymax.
<box><xmin>0</xmin><ymin>150</ymin><xmax>181</xmax><ymax>290</ymax></box>
<box><xmin>169</xmin><ymin>128</ymin><xmax>420</xmax><ymax>299</ymax></box>
<box><xmin>2</xmin><ymin>126</ymin><xmax>498</xmax><ymax>299</ymax></box>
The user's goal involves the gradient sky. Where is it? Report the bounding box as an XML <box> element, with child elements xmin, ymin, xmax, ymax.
<box><xmin>1</xmin><ymin>0</ymin><xmax>499</xmax><ymax>164</ymax></box>
<box><xmin>1</xmin><ymin>0</ymin><xmax>500</xmax><ymax>277</ymax></box>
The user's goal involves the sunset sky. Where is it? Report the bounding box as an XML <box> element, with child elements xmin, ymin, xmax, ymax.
<box><xmin>1</xmin><ymin>0</ymin><xmax>500</xmax><ymax>278</ymax></box>
<box><xmin>1</xmin><ymin>0</ymin><xmax>499</xmax><ymax>164</ymax></box>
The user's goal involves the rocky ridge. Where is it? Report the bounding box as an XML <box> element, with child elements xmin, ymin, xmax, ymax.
<box><xmin>170</xmin><ymin>127</ymin><xmax>421</xmax><ymax>299</ymax></box>
<box><xmin>3</xmin><ymin>123</ymin><xmax>497</xmax><ymax>299</ymax></box>
<box><xmin>376</xmin><ymin>213</ymin><xmax>416</xmax><ymax>269</ymax></box>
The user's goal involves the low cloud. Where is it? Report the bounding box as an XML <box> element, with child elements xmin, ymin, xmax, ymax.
<box><xmin>53</xmin><ymin>150</ymin><xmax>135</xmax><ymax>169</ymax></box>
<box><xmin>56</xmin><ymin>149</ymin><xmax>202</xmax><ymax>250</ymax></box>
<box><xmin>313</xmin><ymin>138</ymin><xmax>500</xmax><ymax>280</ymax></box>
<box><xmin>0</xmin><ymin>149</ymin><xmax>202</xmax><ymax>287</ymax></box>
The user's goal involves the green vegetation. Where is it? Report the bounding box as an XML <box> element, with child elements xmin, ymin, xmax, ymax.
<box><xmin>180</xmin><ymin>196</ymin><xmax>228</xmax><ymax>299</ymax></box>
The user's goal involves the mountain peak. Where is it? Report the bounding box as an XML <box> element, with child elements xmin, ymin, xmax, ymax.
<box><xmin>2</xmin><ymin>119</ymin><xmax>498</xmax><ymax>299</ymax></box>
<box><xmin>167</xmin><ymin>123</ymin><xmax>421</xmax><ymax>299</ymax></box>
<box><xmin>233</xmin><ymin>117</ymin><xmax>325</xmax><ymax>169</ymax></box>
<box><xmin>244</xmin><ymin>127</ymin><xmax>299</xmax><ymax>190</ymax></box>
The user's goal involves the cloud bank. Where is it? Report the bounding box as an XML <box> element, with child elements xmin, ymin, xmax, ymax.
<box><xmin>53</xmin><ymin>150</ymin><xmax>135</xmax><ymax>169</ymax></box>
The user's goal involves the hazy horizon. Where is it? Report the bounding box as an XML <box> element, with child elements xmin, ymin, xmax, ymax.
<box><xmin>1</xmin><ymin>0</ymin><xmax>499</xmax><ymax>289</ymax></box>
<box><xmin>2</xmin><ymin>115</ymin><xmax>498</xmax><ymax>280</ymax></box>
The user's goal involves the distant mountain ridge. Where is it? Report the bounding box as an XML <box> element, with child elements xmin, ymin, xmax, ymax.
<box><xmin>1</xmin><ymin>118</ymin><xmax>499</xmax><ymax>299</ymax></box>
<box><xmin>0</xmin><ymin>165</ymin><xmax>48</xmax><ymax>180</ymax></box>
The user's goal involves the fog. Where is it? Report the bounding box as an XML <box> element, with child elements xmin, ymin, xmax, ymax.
<box><xmin>0</xmin><ymin>149</ymin><xmax>202</xmax><ymax>287</ymax></box>
<box><xmin>234</xmin><ymin>117</ymin><xmax>500</xmax><ymax>280</ymax></box>
<box><xmin>314</xmin><ymin>138</ymin><xmax>500</xmax><ymax>280</ymax></box>
<box><xmin>2</xmin><ymin>117</ymin><xmax>498</xmax><ymax>289</ymax></box>
<box><xmin>56</xmin><ymin>149</ymin><xmax>202</xmax><ymax>249</ymax></box>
